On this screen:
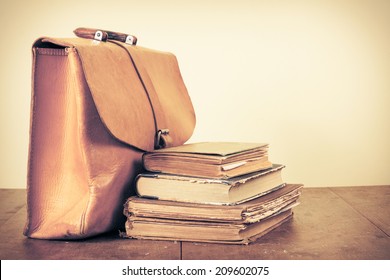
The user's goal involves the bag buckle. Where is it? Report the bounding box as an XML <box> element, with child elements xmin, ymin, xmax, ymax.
<box><xmin>155</xmin><ymin>129</ymin><xmax>170</xmax><ymax>149</ymax></box>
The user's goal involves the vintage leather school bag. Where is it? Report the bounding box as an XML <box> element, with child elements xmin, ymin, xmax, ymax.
<box><xmin>24</xmin><ymin>28</ymin><xmax>196</xmax><ymax>239</ymax></box>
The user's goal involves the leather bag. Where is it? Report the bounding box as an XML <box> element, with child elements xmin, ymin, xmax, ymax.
<box><xmin>24</xmin><ymin>28</ymin><xmax>196</xmax><ymax>239</ymax></box>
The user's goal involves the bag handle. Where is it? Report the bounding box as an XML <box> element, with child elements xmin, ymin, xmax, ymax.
<box><xmin>74</xmin><ymin>27</ymin><xmax>137</xmax><ymax>45</ymax></box>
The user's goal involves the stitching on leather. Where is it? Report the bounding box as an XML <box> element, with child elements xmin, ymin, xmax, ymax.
<box><xmin>36</xmin><ymin>48</ymin><xmax>75</xmax><ymax>56</ymax></box>
<box><xmin>24</xmin><ymin>50</ymin><xmax>38</xmax><ymax>236</ymax></box>
<box><xmin>69</xmin><ymin>50</ymin><xmax>90</xmax><ymax>237</ymax></box>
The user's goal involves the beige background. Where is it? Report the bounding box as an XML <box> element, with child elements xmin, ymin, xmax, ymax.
<box><xmin>0</xmin><ymin>0</ymin><xmax>389</xmax><ymax>188</ymax></box>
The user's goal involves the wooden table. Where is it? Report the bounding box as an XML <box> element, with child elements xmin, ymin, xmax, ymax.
<box><xmin>0</xmin><ymin>186</ymin><xmax>389</xmax><ymax>260</ymax></box>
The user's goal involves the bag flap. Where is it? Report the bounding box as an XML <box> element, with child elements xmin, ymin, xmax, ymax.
<box><xmin>33</xmin><ymin>37</ymin><xmax>196</xmax><ymax>152</ymax></box>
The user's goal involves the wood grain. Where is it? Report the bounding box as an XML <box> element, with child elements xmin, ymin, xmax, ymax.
<box><xmin>0</xmin><ymin>191</ymin><xmax>180</xmax><ymax>260</ymax></box>
<box><xmin>182</xmin><ymin>187</ymin><xmax>390</xmax><ymax>260</ymax></box>
<box><xmin>330</xmin><ymin>186</ymin><xmax>390</xmax><ymax>236</ymax></box>
<box><xmin>0</xmin><ymin>187</ymin><xmax>389</xmax><ymax>260</ymax></box>
<box><xmin>0</xmin><ymin>189</ymin><xmax>26</xmax><ymax>229</ymax></box>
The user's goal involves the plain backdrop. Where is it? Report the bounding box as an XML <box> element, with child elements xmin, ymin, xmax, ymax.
<box><xmin>0</xmin><ymin>0</ymin><xmax>389</xmax><ymax>188</ymax></box>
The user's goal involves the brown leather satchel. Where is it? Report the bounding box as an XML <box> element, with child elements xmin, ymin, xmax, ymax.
<box><xmin>24</xmin><ymin>28</ymin><xmax>196</xmax><ymax>239</ymax></box>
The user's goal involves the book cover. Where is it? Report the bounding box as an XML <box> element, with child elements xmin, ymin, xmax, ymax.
<box><xmin>142</xmin><ymin>142</ymin><xmax>273</xmax><ymax>178</ymax></box>
<box><xmin>124</xmin><ymin>208</ymin><xmax>294</xmax><ymax>244</ymax></box>
<box><xmin>126</xmin><ymin>184</ymin><xmax>302</xmax><ymax>223</ymax></box>
<box><xmin>136</xmin><ymin>164</ymin><xmax>286</xmax><ymax>205</ymax></box>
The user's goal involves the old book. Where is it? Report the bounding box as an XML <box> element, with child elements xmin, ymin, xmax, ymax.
<box><xmin>136</xmin><ymin>164</ymin><xmax>285</xmax><ymax>205</ymax></box>
<box><xmin>124</xmin><ymin>208</ymin><xmax>294</xmax><ymax>244</ymax></box>
<box><xmin>142</xmin><ymin>142</ymin><xmax>273</xmax><ymax>179</ymax></box>
<box><xmin>126</xmin><ymin>184</ymin><xmax>302</xmax><ymax>223</ymax></box>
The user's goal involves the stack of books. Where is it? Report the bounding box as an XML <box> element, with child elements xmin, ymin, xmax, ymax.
<box><xmin>123</xmin><ymin>142</ymin><xmax>302</xmax><ymax>244</ymax></box>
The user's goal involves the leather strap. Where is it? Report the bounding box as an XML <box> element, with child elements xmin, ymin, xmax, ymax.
<box><xmin>110</xmin><ymin>41</ymin><xmax>171</xmax><ymax>149</ymax></box>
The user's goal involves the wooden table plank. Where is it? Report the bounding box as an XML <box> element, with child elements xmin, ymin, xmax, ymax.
<box><xmin>181</xmin><ymin>187</ymin><xmax>390</xmax><ymax>260</ymax></box>
<box><xmin>330</xmin><ymin>186</ymin><xmax>390</xmax><ymax>236</ymax></box>
<box><xmin>0</xmin><ymin>203</ymin><xmax>181</xmax><ymax>260</ymax></box>
<box><xmin>0</xmin><ymin>189</ymin><xmax>26</xmax><ymax>228</ymax></box>
<box><xmin>1</xmin><ymin>187</ymin><xmax>389</xmax><ymax>260</ymax></box>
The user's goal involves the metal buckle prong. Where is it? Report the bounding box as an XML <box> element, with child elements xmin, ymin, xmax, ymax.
<box><xmin>155</xmin><ymin>129</ymin><xmax>170</xmax><ymax>149</ymax></box>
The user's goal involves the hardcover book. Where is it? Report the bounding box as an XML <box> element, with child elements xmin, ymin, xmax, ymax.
<box><xmin>123</xmin><ymin>141</ymin><xmax>303</xmax><ymax>244</ymax></box>
<box><xmin>124</xmin><ymin>208</ymin><xmax>294</xmax><ymax>244</ymax></box>
<box><xmin>135</xmin><ymin>164</ymin><xmax>285</xmax><ymax>205</ymax></box>
<box><xmin>126</xmin><ymin>184</ymin><xmax>302</xmax><ymax>223</ymax></box>
<box><xmin>142</xmin><ymin>142</ymin><xmax>273</xmax><ymax>179</ymax></box>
